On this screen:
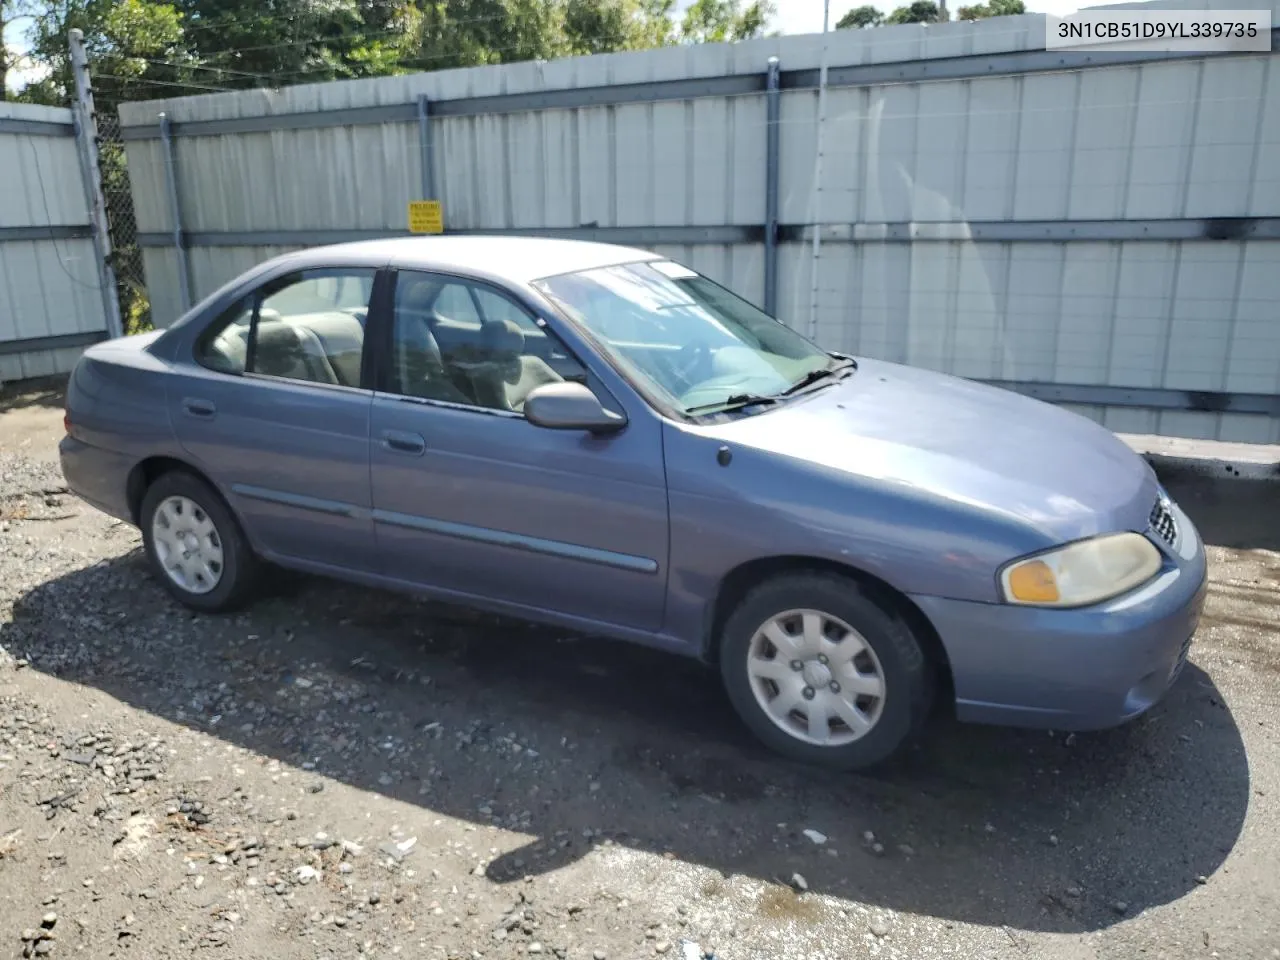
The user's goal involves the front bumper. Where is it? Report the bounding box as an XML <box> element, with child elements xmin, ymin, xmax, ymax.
<box><xmin>910</xmin><ymin>499</ymin><xmax>1208</xmax><ymax>731</ymax></box>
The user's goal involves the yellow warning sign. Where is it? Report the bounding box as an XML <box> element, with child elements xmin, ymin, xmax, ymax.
<box><xmin>407</xmin><ymin>200</ymin><xmax>444</xmax><ymax>235</ymax></box>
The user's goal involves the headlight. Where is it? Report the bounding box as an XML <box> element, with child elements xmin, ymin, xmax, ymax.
<box><xmin>1000</xmin><ymin>532</ymin><xmax>1163</xmax><ymax>608</ymax></box>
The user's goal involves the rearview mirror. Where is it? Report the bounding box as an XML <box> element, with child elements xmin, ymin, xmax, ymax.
<box><xmin>524</xmin><ymin>381</ymin><xmax>627</xmax><ymax>434</ymax></box>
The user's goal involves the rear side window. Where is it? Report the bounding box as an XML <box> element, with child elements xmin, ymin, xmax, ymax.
<box><xmin>194</xmin><ymin>269</ymin><xmax>376</xmax><ymax>388</ymax></box>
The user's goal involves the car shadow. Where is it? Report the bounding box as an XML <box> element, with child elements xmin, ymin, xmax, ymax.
<box><xmin>0</xmin><ymin>374</ymin><xmax>67</xmax><ymax>414</ymax></box>
<box><xmin>2</xmin><ymin>478</ymin><xmax>1254</xmax><ymax>935</ymax></box>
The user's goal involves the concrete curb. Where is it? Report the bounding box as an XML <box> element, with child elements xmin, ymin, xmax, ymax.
<box><xmin>1119</xmin><ymin>434</ymin><xmax>1280</xmax><ymax>483</ymax></box>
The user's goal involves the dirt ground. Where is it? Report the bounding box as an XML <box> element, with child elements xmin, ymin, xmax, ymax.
<box><xmin>1</xmin><ymin>380</ymin><xmax>1278</xmax><ymax>960</ymax></box>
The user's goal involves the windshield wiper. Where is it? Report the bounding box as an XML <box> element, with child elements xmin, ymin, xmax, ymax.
<box><xmin>685</xmin><ymin>393</ymin><xmax>782</xmax><ymax>415</ymax></box>
<box><xmin>779</xmin><ymin>359</ymin><xmax>856</xmax><ymax>396</ymax></box>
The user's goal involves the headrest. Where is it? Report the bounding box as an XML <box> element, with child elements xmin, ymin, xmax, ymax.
<box><xmin>399</xmin><ymin>280</ymin><xmax>438</xmax><ymax>315</ymax></box>
<box><xmin>481</xmin><ymin>319</ymin><xmax>524</xmax><ymax>361</ymax></box>
<box><xmin>401</xmin><ymin>314</ymin><xmax>443</xmax><ymax>365</ymax></box>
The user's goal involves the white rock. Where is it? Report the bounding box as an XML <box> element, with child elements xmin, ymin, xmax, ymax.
<box><xmin>295</xmin><ymin>865</ymin><xmax>320</xmax><ymax>884</ymax></box>
<box><xmin>113</xmin><ymin>815</ymin><xmax>156</xmax><ymax>861</ymax></box>
<box><xmin>802</xmin><ymin>829</ymin><xmax>827</xmax><ymax>845</ymax></box>
<box><xmin>790</xmin><ymin>873</ymin><xmax>808</xmax><ymax>891</ymax></box>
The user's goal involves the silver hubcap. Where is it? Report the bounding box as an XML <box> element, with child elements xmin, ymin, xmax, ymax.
<box><xmin>151</xmin><ymin>495</ymin><xmax>224</xmax><ymax>595</ymax></box>
<box><xmin>747</xmin><ymin>609</ymin><xmax>886</xmax><ymax>747</ymax></box>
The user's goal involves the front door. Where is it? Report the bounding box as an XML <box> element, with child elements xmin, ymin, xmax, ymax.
<box><xmin>367</xmin><ymin>269</ymin><xmax>669</xmax><ymax>632</ymax></box>
<box><xmin>168</xmin><ymin>267</ymin><xmax>380</xmax><ymax>572</ymax></box>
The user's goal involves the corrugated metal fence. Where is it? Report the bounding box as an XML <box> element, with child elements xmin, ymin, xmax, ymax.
<box><xmin>118</xmin><ymin>11</ymin><xmax>1280</xmax><ymax>441</ymax></box>
<box><xmin>0</xmin><ymin>102</ymin><xmax>115</xmax><ymax>383</ymax></box>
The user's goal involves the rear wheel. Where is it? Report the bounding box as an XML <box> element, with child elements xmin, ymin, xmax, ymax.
<box><xmin>719</xmin><ymin>572</ymin><xmax>934</xmax><ymax>770</ymax></box>
<box><xmin>140</xmin><ymin>470</ymin><xmax>259</xmax><ymax>612</ymax></box>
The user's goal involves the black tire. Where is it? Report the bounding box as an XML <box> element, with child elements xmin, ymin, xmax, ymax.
<box><xmin>139</xmin><ymin>470</ymin><xmax>260</xmax><ymax>613</ymax></box>
<box><xmin>719</xmin><ymin>572</ymin><xmax>934</xmax><ymax>770</ymax></box>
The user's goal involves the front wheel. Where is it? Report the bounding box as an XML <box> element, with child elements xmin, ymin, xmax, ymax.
<box><xmin>719</xmin><ymin>572</ymin><xmax>934</xmax><ymax>770</ymax></box>
<box><xmin>140</xmin><ymin>470</ymin><xmax>259</xmax><ymax>612</ymax></box>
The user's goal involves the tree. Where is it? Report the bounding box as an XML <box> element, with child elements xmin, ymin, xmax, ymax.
<box><xmin>1</xmin><ymin>2</ymin><xmax>9</xmax><ymax>99</ymax></box>
<box><xmin>956</xmin><ymin>0</ymin><xmax>1024</xmax><ymax>18</ymax></box>
<box><xmin>19</xmin><ymin>0</ymin><xmax>185</xmax><ymax>106</ymax></box>
<box><xmin>836</xmin><ymin>5</ymin><xmax>883</xmax><ymax>28</ymax></box>
<box><xmin>172</xmin><ymin>0</ymin><xmax>418</xmax><ymax>89</ymax></box>
<box><xmin>885</xmin><ymin>0</ymin><xmax>942</xmax><ymax>23</ymax></box>
<box><xmin>1</xmin><ymin>0</ymin><xmax>34</xmax><ymax>100</ymax></box>
<box><xmin>6</xmin><ymin>0</ymin><xmax>777</xmax><ymax>105</ymax></box>
<box><xmin>678</xmin><ymin>0</ymin><xmax>774</xmax><ymax>44</ymax></box>
<box><xmin>565</xmin><ymin>0</ymin><xmax>676</xmax><ymax>54</ymax></box>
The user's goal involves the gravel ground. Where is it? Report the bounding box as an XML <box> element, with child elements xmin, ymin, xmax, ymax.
<box><xmin>1</xmin><ymin>385</ymin><xmax>1279</xmax><ymax>960</ymax></box>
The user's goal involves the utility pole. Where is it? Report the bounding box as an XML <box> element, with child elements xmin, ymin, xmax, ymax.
<box><xmin>69</xmin><ymin>27</ymin><xmax>124</xmax><ymax>339</ymax></box>
<box><xmin>807</xmin><ymin>0</ymin><xmax>832</xmax><ymax>342</ymax></box>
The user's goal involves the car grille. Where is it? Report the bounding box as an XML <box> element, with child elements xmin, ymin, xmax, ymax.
<box><xmin>1149</xmin><ymin>497</ymin><xmax>1177</xmax><ymax>548</ymax></box>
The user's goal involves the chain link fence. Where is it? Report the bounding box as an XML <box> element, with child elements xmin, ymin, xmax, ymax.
<box><xmin>95</xmin><ymin>113</ymin><xmax>151</xmax><ymax>334</ymax></box>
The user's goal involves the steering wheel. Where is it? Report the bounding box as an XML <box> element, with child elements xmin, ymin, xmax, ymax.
<box><xmin>670</xmin><ymin>340</ymin><xmax>712</xmax><ymax>390</ymax></box>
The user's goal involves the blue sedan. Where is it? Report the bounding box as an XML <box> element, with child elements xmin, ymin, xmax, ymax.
<box><xmin>59</xmin><ymin>237</ymin><xmax>1208</xmax><ymax>769</ymax></box>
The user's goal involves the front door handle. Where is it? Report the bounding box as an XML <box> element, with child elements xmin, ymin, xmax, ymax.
<box><xmin>182</xmin><ymin>397</ymin><xmax>217</xmax><ymax>419</ymax></box>
<box><xmin>380</xmin><ymin>429</ymin><xmax>426</xmax><ymax>455</ymax></box>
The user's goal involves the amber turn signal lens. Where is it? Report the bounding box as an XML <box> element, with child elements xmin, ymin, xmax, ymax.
<box><xmin>1006</xmin><ymin>559</ymin><xmax>1060</xmax><ymax>603</ymax></box>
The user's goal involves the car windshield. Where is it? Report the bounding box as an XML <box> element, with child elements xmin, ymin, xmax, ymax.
<box><xmin>532</xmin><ymin>260</ymin><xmax>843</xmax><ymax>415</ymax></box>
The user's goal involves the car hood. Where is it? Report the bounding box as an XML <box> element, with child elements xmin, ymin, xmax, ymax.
<box><xmin>701</xmin><ymin>358</ymin><xmax>1158</xmax><ymax>544</ymax></box>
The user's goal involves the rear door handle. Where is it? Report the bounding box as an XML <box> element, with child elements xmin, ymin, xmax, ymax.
<box><xmin>380</xmin><ymin>429</ymin><xmax>426</xmax><ymax>455</ymax></box>
<box><xmin>182</xmin><ymin>397</ymin><xmax>216</xmax><ymax>419</ymax></box>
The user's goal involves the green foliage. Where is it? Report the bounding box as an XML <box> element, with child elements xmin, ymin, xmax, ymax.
<box><xmin>16</xmin><ymin>0</ymin><xmax>184</xmax><ymax>105</ymax></box>
<box><xmin>885</xmin><ymin>0</ymin><xmax>943</xmax><ymax>24</ymax></box>
<box><xmin>564</xmin><ymin>0</ymin><xmax>676</xmax><ymax>54</ymax></box>
<box><xmin>678</xmin><ymin>0</ymin><xmax>775</xmax><ymax>44</ymax></box>
<box><xmin>836</xmin><ymin>5</ymin><xmax>883</xmax><ymax>29</ymax></box>
<box><xmin>956</xmin><ymin>0</ymin><xmax>1024</xmax><ymax>19</ymax></box>
<box><xmin>8</xmin><ymin>0</ymin><xmax>776</xmax><ymax>107</ymax></box>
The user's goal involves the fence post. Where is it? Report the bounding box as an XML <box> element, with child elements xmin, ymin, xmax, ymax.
<box><xmin>159</xmin><ymin>112</ymin><xmax>192</xmax><ymax>313</ymax></box>
<box><xmin>68</xmin><ymin>28</ymin><xmax>124</xmax><ymax>340</ymax></box>
<box><xmin>417</xmin><ymin>93</ymin><xmax>434</xmax><ymax>200</ymax></box>
<box><xmin>763</xmin><ymin>56</ymin><xmax>781</xmax><ymax>317</ymax></box>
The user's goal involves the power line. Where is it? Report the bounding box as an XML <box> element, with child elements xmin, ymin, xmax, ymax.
<box><xmin>148</xmin><ymin>16</ymin><xmax>1064</xmax><ymax>78</ymax></box>
<box><xmin>129</xmin><ymin>56</ymin><xmax>274</xmax><ymax>82</ymax></box>
<box><xmin>90</xmin><ymin>71</ymin><xmax>237</xmax><ymax>94</ymax></box>
<box><xmin>176</xmin><ymin>6</ymin><xmax>518</xmax><ymax>38</ymax></box>
<box><xmin>116</xmin><ymin>36</ymin><xmax>593</xmax><ymax>89</ymax></box>
<box><xmin>185</xmin><ymin>24</ymin><xmax>412</xmax><ymax>59</ymax></box>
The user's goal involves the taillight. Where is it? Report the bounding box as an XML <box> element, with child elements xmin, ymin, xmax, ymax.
<box><xmin>63</xmin><ymin>413</ymin><xmax>71</xmax><ymax>435</ymax></box>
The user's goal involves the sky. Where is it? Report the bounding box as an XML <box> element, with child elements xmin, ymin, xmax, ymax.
<box><xmin>5</xmin><ymin>0</ymin><xmax>1087</xmax><ymax>94</ymax></box>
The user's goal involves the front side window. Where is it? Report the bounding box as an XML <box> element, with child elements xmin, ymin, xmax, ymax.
<box><xmin>388</xmin><ymin>272</ymin><xmax>586</xmax><ymax>413</ymax></box>
<box><xmin>532</xmin><ymin>261</ymin><xmax>841</xmax><ymax>415</ymax></box>
<box><xmin>195</xmin><ymin>269</ymin><xmax>376</xmax><ymax>387</ymax></box>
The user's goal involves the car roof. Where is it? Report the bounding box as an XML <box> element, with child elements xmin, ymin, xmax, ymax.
<box><xmin>286</xmin><ymin>235</ymin><xmax>664</xmax><ymax>284</ymax></box>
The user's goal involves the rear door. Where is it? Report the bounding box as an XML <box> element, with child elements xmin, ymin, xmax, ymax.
<box><xmin>166</xmin><ymin>267</ymin><xmax>381</xmax><ymax>572</ymax></box>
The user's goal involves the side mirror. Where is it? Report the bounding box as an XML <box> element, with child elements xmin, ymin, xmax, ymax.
<box><xmin>524</xmin><ymin>381</ymin><xmax>627</xmax><ymax>434</ymax></box>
